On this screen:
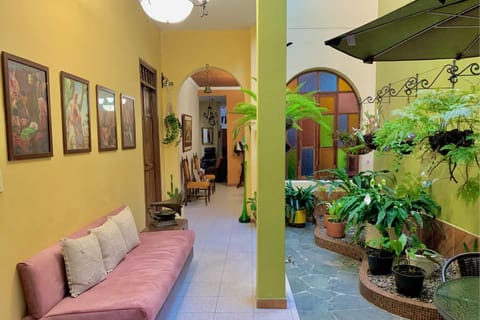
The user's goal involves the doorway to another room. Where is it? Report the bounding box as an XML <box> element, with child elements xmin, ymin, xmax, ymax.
<box><xmin>198</xmin><ymin>95</ymin><xmax>227</xmax><ymax>183</ymax></box>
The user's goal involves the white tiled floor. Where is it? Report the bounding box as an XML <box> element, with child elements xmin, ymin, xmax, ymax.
<box><xmin>162</xmin><ymin>184</ymin><xmax>299</xmax><ymax>320</ymax></box>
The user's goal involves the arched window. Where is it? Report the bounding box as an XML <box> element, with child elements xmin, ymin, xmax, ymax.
<box><xmin>286</xmin><ymin>70</ymin><xmax>361</xmax><ymax>179</ymax></box>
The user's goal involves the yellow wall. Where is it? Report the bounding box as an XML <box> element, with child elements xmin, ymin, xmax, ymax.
<box><xmin>158</xmin><ymin>29</ymin><xmax>252</xmax><ymax>193</ymax></box>
<box><xmin>0</xmin><ymin>1</ymin><xmax>163</xmax><ymax>318</ymax></box>
<box><xmin>375</xmin><ymin>2</ymin><xmax>480</xmax><ymax>235</ymax></box>
<box><xmin>198</xmin><ymin>89</ymin><xmax>246</xmax><ymax>186</ymax></box>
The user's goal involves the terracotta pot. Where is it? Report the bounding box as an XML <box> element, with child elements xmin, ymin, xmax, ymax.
<box><xmin>326</xmin><ymin>219</ymin><xmax>346</xmax><ymax>238</ymax></box>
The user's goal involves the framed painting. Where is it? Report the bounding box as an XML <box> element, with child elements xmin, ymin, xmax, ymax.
<box><xmin>182</xmin><ymin>114</ymin><xmax>192</xmax><ymax>152</ymax></box>
<box><xmin>1</xmin><ymin>52</ymin><xmax>53</xmax><ymax>160</ymax></box>
<box><xmin>120</xmin><ymin>94</ymin><xmax>136</xmax><ymax>149</ymax></box>
<box><xmin>60</xmin><ymin>72</ymin><xmax>91</xmax><ymax>153</ymax></box>
<box><xmin>96</xmin><ymin>85</ymin><xmax>117</xmax><ymax>151</ymax></box>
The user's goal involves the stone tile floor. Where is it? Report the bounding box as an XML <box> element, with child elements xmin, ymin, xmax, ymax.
<box><xmin>285</xmin><ymin>223</ymin><xmax>406</xmax><ymax>320</ymax></box>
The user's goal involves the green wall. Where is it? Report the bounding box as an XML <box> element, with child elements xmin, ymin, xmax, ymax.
<box><xmin>375</xmin><ymin>2</ymin><xmax>480</xmax><ymax>235</ymax></box>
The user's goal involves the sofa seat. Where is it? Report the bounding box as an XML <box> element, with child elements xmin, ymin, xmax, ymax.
<box><xmin>18</xmin><ymin>206</ymin><xmax>195</xmax><ymax>320</ymax></box>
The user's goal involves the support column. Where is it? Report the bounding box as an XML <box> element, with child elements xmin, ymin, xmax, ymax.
<box><xmin>255</xmin><ymin>0</ymin><xmax>287</xmax><ymax>309</ymax></box>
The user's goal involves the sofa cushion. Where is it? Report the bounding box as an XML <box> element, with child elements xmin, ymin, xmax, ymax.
<box><xmin>110</xmin><ymin>206</ymin><xmax>140</xmax><ymax>251</ymax></box>
<box><xmin>61</xmin><ymin>233</ymin><xmax>107</xmax><ymax>297</ymax></box>
<box><xmin>90</xmin><ymin>219</ymin><xmax>128</xmax><ymax>272</ymax></box>
<box><xmin>17</xmin><ymin>244</ymin><xmax>67</xmax><ymax>319</ymax></box>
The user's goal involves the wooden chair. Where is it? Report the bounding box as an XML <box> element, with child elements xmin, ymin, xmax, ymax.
<box><xmin>193</xmin><ymin>153</ymin><xmax>215</xmax><ymax>194</ymax></box>
<box><xmin>441</xmin><ymin>252</ymin><xmax>480</xmax><ymax>282</ymax></box>
<box><xmin>181</xmin><ymin>156</ymin><xmax>210</xmax><ymax>206</ymax></box>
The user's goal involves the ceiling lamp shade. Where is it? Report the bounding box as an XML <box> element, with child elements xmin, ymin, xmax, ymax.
<box><xmin>139</xmin><ymin>0</ymin><xmax>193</xmax><ymax>23</ymax></box>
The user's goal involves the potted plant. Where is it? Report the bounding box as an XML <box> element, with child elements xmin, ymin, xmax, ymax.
<box><xmin>325</xmin><ymin>199</ymin><xmax>347</xmax><ymax>238</ymax></box>
<box><xmin>365</xmin><ymin>236</ymin><xmax>396</xmax><ymax>275</ymax></box>
<box><xmin>162</xmin><ymin>112</ymin><xmax>182</xmax><ymax>146</ymax></box>
<box><xmin>374</xmin><ymin>87</ymin><xmax>480</xmax><ymax>203</ymax></box>
<box><xmin>285</xmin><ymin>181</ymin><xmax>317</xmax><ymax>227</ymax></box>
<box><xmin>405</xmin><ymin>234</ymin><xmax>441</xmax><ymax>278</ymax></box>
<box><xmin>390</xmin><ymin>233</ymin><xmax>427</xmax><ymax>297</ymax></box>
<box><xmin>317</xmin><ymin>168</ymin><xmax>404</xmax><ymax>242</ymax></box>
<box><xmin>336</xmin><ymin>111</ymin><xmax>380</xmax><ymax>155</ymax></box>
<box><xmin>317</xmin><ymin>168</ymin><xmax>441</xmax><ymax>247</ymax></box>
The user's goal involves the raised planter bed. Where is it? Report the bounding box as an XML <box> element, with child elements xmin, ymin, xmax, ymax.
<box><xmin>314</xmin><ymin>217</ymin><xmax>442</xmax><ymax>320</ymax></box>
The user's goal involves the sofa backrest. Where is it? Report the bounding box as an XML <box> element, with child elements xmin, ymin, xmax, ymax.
<box><xmin>16</xmin><ymin>205</ymin><xmax>126</xmax><ymax>319</ymax></box>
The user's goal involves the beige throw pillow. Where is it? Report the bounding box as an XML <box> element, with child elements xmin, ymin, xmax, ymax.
<box><xmin>90</xmin><ymin>219</ymin><xmax>128</xmax><ymax>272</ymax></box>
<box><xmin>110</xmin><ymin>206</ymin><xmax>140</xmax><ymax>252</ymax></box>
<box><xmin>61</xmin><ymin>233</ymin><xmax>107</xmax><ymax>297</ymax></box>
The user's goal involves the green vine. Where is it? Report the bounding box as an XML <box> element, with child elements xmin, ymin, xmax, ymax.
<box><xmin>162</xmin><ymin>112</ymin><xmax>182</xmax><ymax>146</ymax></box>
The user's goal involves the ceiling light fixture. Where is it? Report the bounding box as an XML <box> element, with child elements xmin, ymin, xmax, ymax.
<box><xmin>139</xmin><ymin>0</ymin><xmax>209</xmax><ymax>24</ymax></box>
<box><xmin>203</xmin><ymin>97</ymin><xmax>217</xmax><ymax>126</ymax></box>
<box><xmin>191</xmin><ymin>0</ymin><xmax>209</xmax><ymax>18</ymax></box>
<box><xmin>203</xmin><ymin>64</ymin><xmax>213</xmax><ymax>94</ymax></box>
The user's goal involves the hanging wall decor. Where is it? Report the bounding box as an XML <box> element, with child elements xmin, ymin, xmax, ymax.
<box><xmin>1</xmin><ymin>52</ymin><xmax>53</xmax><ymax>160</ymax></box>
<box><xmin>120</xmin><ymin>94</ymin><xmax>136</xmax><ymax>149</ymax></box>
<box><xmin>182</xmin><ymin>114</ymin><xmax>192</xmax><ymax>152</ymax></box>
<box><xmin>60</xmin><ymin>71</ymin><xmax>91</xmax><ymax>154</ymax></box>
<box><xmin>96</xmin><ymin>85</ymin><xmax>117</xmax><ymax>151</ymax></box>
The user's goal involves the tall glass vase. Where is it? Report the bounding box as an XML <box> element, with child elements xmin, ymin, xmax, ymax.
<box><xmin>238</xmin><ymin>160</ymin><xmax>251</xmax><ymax>223</ymax></box>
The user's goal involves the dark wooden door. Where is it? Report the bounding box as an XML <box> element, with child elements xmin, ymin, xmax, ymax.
<box><xmin>140</xmin><ymin>61</ymin><xmax>161</xmax><ymax>223</ymax></box>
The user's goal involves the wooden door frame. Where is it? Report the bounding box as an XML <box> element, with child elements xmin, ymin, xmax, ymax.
<box><xmin>139</xmin><ymin>59</ymin><xmax>162</xmax><ymax>219</ymax></box>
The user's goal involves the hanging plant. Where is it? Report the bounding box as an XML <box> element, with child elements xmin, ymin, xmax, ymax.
<box><xmin>162</xmin><ymin>112</ymin><xmax>182</xmax><ymax>146</ymax></box>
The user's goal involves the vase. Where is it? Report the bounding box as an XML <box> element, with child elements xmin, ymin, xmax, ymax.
<box><xmin>392</xmin><ymin>264</ymin><xmax>425</xmax><ymax>297</ymax></box>
<box><xmin>326</xmin><ymin>220</ymin><xmax>346</xmax><ymax>238</ymax></box>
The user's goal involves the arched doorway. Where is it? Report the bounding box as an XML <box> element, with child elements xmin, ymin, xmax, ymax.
<box><xmin>286</xmin><ymin>69</ymin><xmax>361</xmax><ymax>179</ymax></box>
<box><xmin>181</xmin><ymin>66</ymin><xmax>242</xmax><ymax>186</ymax></box>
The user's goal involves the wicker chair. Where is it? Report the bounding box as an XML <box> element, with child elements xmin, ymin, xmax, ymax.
<box><xmin>441</xmin><ymin>252</ymin><xmax>480</xmax><ymax>282</ymax></box>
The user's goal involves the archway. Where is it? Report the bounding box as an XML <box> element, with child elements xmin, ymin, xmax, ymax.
<box><xmin>287</xmin><ymin>69</ymin><xmax>362</xmax><ymax>178</ymax></box>
<box><xmin>178</xmin><ymin>66</ymin><xmax>242</xmax><ymax>186</ymax></box>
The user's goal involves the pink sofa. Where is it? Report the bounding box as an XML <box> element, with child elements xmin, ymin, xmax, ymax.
<box><xmin>17</xmin><ymin>206</ymin><xmax>195</xmax><ymax>320</ymax></box>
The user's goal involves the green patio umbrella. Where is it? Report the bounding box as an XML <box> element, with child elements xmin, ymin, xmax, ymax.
<box><xmin>325</xmin><ymin>0</ymin><xmax>479</xmax><ymax>63</ymax></box>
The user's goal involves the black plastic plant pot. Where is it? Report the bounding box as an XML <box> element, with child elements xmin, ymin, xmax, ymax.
<box><xmin>367</xmin><ymin>249</ymin><xmax>395</xmax><ymax>275</ymax></box>
<box><xmin>392</xmin><ymin>264</ymin><xmax>425</xmax><ymax>297</ymax></box>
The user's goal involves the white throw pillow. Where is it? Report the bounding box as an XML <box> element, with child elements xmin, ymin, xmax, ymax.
<box><xmin>90</xmin><ymin>219</ymin><xmax>128</xmax><ymax>272</ymax></box>
<box><xmin>110</xmin><ymin>206</ymin><xmax>140</xmax><ymax>252</ymax></box>
<box><xmin>61</xmin><ymin>233</ymin><xmax>107</xmax><ymax>297</ymax></box>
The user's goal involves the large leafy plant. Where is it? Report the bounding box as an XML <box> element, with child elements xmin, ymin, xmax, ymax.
<box><xmin>374</xmin><ymin>87</ymin><xmax>480</xmax><ymax>204</ymax></box>
<box><xmin>317</xmin><ymin>168</ymin><xmax>440</xmax><ymax>242</ymax></box>
<box><xmin>231</xmin><ymin>83</ymin><xmax>329</xmax><ymax>139</ymax></box>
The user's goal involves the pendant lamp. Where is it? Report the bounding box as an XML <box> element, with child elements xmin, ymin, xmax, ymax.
<box><xmin>139</xmin><ymin>0</ymin><xmax>193</xmax><ymax>24</ymax></box>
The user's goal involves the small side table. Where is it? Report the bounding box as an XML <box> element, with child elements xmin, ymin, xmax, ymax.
<box><xmin>144</xmin><ymin>218</ymin><xmax>188</xmax><ymax>232</ymax></box>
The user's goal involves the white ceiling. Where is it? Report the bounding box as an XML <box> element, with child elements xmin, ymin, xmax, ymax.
<box><xmin>152</xmin><ymin>0</ymin><xmax>256</xmax><ymax>31</ymax></box>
